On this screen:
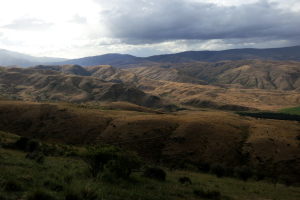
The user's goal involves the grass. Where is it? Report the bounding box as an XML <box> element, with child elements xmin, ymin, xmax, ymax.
<box><xmin>1</xmin><ymin>132</ymin><xmax>300</xmax><ymax>200</ymax></box>
<box><xmin>280</xmin><ymin>106</ymin><xmax>300</xmax><ymax>115</ymax></box>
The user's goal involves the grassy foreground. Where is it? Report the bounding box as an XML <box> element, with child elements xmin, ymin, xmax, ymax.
<box><xmin>0</xmin><ymin>132</ymin><xmax>300</xmax><ymax>200</ymax></box>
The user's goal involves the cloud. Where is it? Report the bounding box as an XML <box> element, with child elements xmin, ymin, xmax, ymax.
<box><xmin>2</xmin><ymin>17</ymin><xmax>53</xmax><ymax>31</ymax></box>
<box><xmin>96</xmin><ymin>0</ymin><xmax>300</xmax><ymax>45</ymax></box>
<box><xmin>69</xmin><ymin>15</ymin><xmax>87</xmax><ymax>24</ymax></box>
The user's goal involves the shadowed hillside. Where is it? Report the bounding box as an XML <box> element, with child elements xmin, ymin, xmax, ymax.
<box><xmin>0</xmin><ymin>67</ymin><xmax>166</xmax><ymax>108</ymax></box>
<box><xmin>0</xmin><ymin>101</ymin><xmax>299</xmax><ymax>183</ymax></box>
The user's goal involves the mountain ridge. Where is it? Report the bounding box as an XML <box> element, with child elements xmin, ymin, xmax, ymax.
<box><xmin>2</xmin><ymin>45</ymin><xmax>300</xmax><ymax>67</ymax></box>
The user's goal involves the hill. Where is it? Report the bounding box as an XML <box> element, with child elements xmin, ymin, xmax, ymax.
<box><xmin>53</xmin><ymin>46</ymin><xmax>300</xmax><ymax>67</ymax></box>
<box><xmin>1</xmin><ymin>133</ymin><xmax>299</xmax><ymax>200</ymax></box>
<box><xmin>0</xmin><ymin>49</ymin><xmax>66</xmax><ymax>67</ymax></box>
<box><xmin>147</xmin><ymin>46</ymin><xmax>300</xmax><ymax>63</ymax></box>
<box><xmin>3</xmin><ymin>63</ymin><xmax>299</xmax><ymax>111</ymax></box>
<box><xmin>0</xmin><ymin>101</ymin><xmax>299</xmax><ymax>184</ymax></box>
<box><xmin>0</xmin><ymin>67</ymin><xmax>167</xmax><ymax>108</ymax></box>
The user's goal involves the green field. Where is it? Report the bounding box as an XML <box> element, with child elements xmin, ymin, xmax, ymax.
<box><xmin>1</xmin><ymin>132</ymin><xmax>300</xmax><ymax>200</ymax></box>
<box><xmin>280</xmin><ymin>106</ymin><xmax>300</xmax><ymax>115</ymax></box>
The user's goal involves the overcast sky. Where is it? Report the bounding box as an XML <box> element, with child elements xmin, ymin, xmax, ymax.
<box><xmin>0</xmin><ymin>0</ymin><xmax>300</xmax><ymax>58</ymax></box>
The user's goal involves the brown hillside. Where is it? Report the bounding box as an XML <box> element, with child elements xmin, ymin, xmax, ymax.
<box><xmin>0</xmin><ymin>101</ymin><xmax>299</xmax><ymax>182</ymax></box>
<box><xmin>0</xmin><ymin>67</ymin><xmax>164</xmax><ymax>108</ymax></box>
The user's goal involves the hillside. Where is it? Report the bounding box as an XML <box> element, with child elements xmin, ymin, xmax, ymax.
<box><xmin>0</xmin><ymin>67</ymin><xmax>166</xmax><ymax>108</ymax></box>
<box><xmin>0</xmin><ymin>101</ymin><xmax>299</xmax><ymax>184</ymax></box>
<box><xmin>170</xmin><ymin>60</ymin><xmax>300</xmax><ymax>90</ymax></box>
<box><xmin>1</xmin><ymin>133</ymin><xmax>299</xmax><ymax>200</ymax></box>
<box><xmin>3</xmin><ymin>63</ymin><xmax>299</xmax><ymax>111</ymax></box>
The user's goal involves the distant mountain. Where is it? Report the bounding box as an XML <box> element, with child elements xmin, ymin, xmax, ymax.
<box><xmin>147</xmin><ymin>46</ymin><xmax>300</xmax><ymax>63</ymax></box>
<box><xmin>0</xmin><ymin>49</ymin><xmax>66</xmax><ymax>67</ymax></box>
<box><xmin>54</xmin><ymin>53</ymin><xmax>152</xmax><ymax>67</ymax></box>
<box><xmin>51</xmin><ymin>46</ymin><xmax>300</xmax><ymax>67</ymax></box>
<box><xmin>2</xmin><ymin>46</ymin><xmax>300</xmax><ymax>67</ymax></box>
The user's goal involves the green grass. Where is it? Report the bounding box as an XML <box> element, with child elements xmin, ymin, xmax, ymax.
<box><xmin>1</xmin><ymin>132</ymin><xmax>300</xmax><ymax>200</ymax></box>
<box><xmin>280</xmin><ymin>106</ymin><xmax>300</xmax><ymax>115</ymax></box>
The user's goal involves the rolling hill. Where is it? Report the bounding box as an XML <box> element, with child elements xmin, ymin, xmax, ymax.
<box><xmin>53</xmin><ymin>46</ymin><xmax>300</xmax><ymax>67</ymax></box>
<box><xmin>0</xmin><ymin>49</ymin><xmax>66</xmax><ymax>67</ymax></box>
<box><xmin>0</xmin><ymin>67</ymin><xmax>167</xmax><ymax>108</ymax></box>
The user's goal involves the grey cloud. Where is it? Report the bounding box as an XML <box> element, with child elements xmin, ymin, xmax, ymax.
<box><xmin>96</xmin><ymin>0</ymin><xmax>300</xmax><ymax>45</ymax></box>
<box><xmin>2</xmin><ymin>17</ymin><xmax>53</xmax><ymax>30</ymax></box>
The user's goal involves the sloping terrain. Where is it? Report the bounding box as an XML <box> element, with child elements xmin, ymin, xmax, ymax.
<box><xmin>4</xmin><ymin>62</ymin><xmax>299</xmax><ymax>110</ymax></box>
<box><xmin>0</xmin><ymin>101</ymin><xmax>299</xmax><ymax>183</ymax></box>
<box><xmin>136</xmin><ymin>78</ymin><xmax>300</xmax><ymax>110</ymax></box>
<box><xmin>170</xmin><ymin>60</ymin><xmax>300</xmax><ymax>90</ymax></box>
<box><xmin>0</xmin><ymin>67</ymin><xmax>165</xmax><ymax>108</ymax></box>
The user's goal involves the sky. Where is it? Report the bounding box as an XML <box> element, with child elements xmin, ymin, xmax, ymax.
<box><xmin>0</xmin><ymin>0</ymin><xmax>300</xmax><ymax>58</ymax></box>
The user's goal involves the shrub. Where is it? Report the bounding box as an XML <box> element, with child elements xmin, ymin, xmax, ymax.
<box><xmin>14</xmin><ymin>137</ymin><xmax>29</xmax><ymax>151</ymax></box>
<box><xmin>210</xmin><ymin>164</ymin><xmax>225</xmax><ymax>178</ymax></box>
<box><xmin>193</xmin><ymin>188</ymin><xmax>221</xmax><ymax>199</ymax></box>
<box><xmin>27</xmin><ymin>189</ymin><xmax>57</xmax><ymax>200</ymax></box>
<box><xmin>82</xmin><ymin>145</ymin><xmax>118</xmax><ymax>177</ymax></box>
<box><xmin>27</xmin><ymin>140</ymin><xmax>41</xmax><ymax>152</ymax></box>
<box><xmin>143</xmin><ymin>167</ymin><xmax>166</xmax><ymax>181</ymax></box>
<box><xmin>103</xmin><ymin>151</ymin><xmax>141</xmax><ymax>179</ymax></box>
<box><xmin>43</xmin><ymin>180</ymin><xmax>64</xmax><ymax>192</ymax></box>
<box><xmin>14</xmin><ymin>137</ymin><xmax>41</xmax><ymax>153</ymax></box>
<box><xmin>178</xmin><ymin>177</ymin><xmax>192</xmax><ymax>185</ymax></box>
<box><xmin>26</xmin><ymin>151</ymin><xmax>45</xmax><ymax>164</ymax></box>
<box><xmin>82</xmin><ymin>145</ymin><xmax>141</xmax><ymax>178</ymax></box>
<box><xmin>234</xmin><ymin>166</ymin><xmax>253</xmax><ymax>181</ymax></box>
<box><xmin>198</xmin><ymin>162</ymin><xmax>210</xmax><ymax>173</ymax></box>
<box><xmin>65</xmin><ymin>185</ymin><xmax>98</xmax><ymax>200</ymax></box>
<box><xmin>3</xmin><ymin>179</ymin><xmax>23</xmax><ymax>192</ymax></box>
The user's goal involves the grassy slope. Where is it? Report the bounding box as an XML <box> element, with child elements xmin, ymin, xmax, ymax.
<box><xmin>0</xmin><ymin>101</ymin><xmax>299</xmax><ymax>182</ymax></box>
<box><xmin>280</xmin><ymin>106</ymin><xmax>300</xmax><ymax>115</ymax></box>
<box><xmin>1</xmin><ymin>138</ymin><xmax>300</xmax><ymax>200</ymax></box>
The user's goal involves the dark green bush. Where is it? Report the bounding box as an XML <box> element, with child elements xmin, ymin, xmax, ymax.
<box><xmin>234</xmin><ymin>166</ymin><xmax>253</xmax><ymax>181</ymax></box>
<box><xmin>14</xmin><ymin>137</ymin><xmax>41</xmax><ymax>153</ymax></box>
<box><xmin>143</xmin><ymin>167</ymin><xmax>166</xmax><ymax>181</ymax></box>
<box><xmin>82</xmin><ymin>145</ymin><xmax>141</xmax><ymax>179</ymax></box>
<box><xmin>14</xmin><ymin>137</ymin><xmax>29</xmax><ymax>151</ymax></box>
<box><xmin>27</xmin><ymin>140</ymin><xmax>41</xmax><ymax>152</ymax></box>
<box><xmin>65</xmin><ymin>185</ymin><xmax>98</xmax><ymax>200</ymax></box>
<box><xmin>210</xmin><ymin>164</ymin><xmax>225</xmax><ymax>178</ymax></box>
<box><xmin>26</xmin><ymin>151</ymin><xmax>45</xmax><ymax>164</ymax></box>
<box><xmin>193</xmin><ymin>188</ymin><xmax>221</xmax><ymax>199</ymax></box>
<box><xmin>27</xmin><ymin>190</ymin><xmax>57</xmax><ymax>200</ymax></box>
<box><xmin>103</xmin><ymin>152</ymin><xmax>141</xmax><ymax>179</ymax></box>
<box><xmin>198</xmin><ymin>162</ymin><xmax>211</xmax><ymax>173</ymax></box>
<box><xmin>3</xmin><ymin>179</ymin><xmax>23</xmax><ymax>192</ymax></box>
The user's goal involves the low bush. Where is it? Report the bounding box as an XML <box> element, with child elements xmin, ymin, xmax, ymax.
<box><xmin>3</xmin><ymin>179</ymin><xmax>23</xmax><ymax>192</ymax></box>
<box><xmin>143</xmin><ymin>167</ymin><xmax>166</xmax><ymax>181</ymax></box>
<box><xmin>198</xmin><ymin>162</ymin><xmax>211</xmax><ymax>173</ymax></box>
<box><xmin>26</xmin><ymin>151</ymin><xmax>45</xmax><ymax>164</ymax></box>
<box><xmin>210</xmin><ymin>164</ymin><xmax>226</xmax><ymax>178</ymax></box>
<box><xmin>193</xmin><ymin>188</ymin><xmax>221</xmax><ymax>199</ymax></box>
<box><xmin>27</xmin><ymin>189</ymin><xmax>57</xmax><ymax>200</ymax></box>
<box><xmin>234</xmin><ymin>166</ymin><xmax>253</xmax><ymax>181</ymax></box>
<box><xmin>178</xmin><ymin>177</ymin><xmax>192</xmax><ymax>185</ymax></box>
<box><xmin>82</xmin><ymin>145</ymin><xmax>141</xmax><ymax>179</ymax></box>
<box><xmin>65</xmin><ymin>185</ymin><xmax>98</xmax><ymax>200</ymax></box>
<box><xmin>14</xmin><ymin>137</ymin><xmax>29</xmax><ymax>151</ymax></box>
<box><xmin>14</xmin><ymin>137</ymin><xmax>41</xmax><ymax>153</ymax></box>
